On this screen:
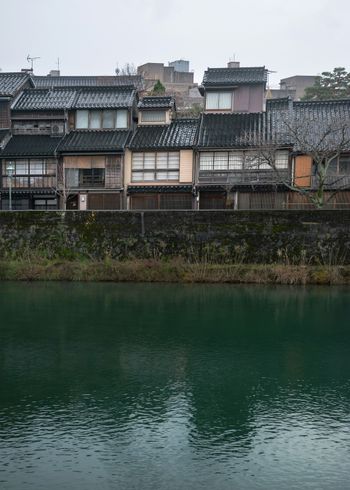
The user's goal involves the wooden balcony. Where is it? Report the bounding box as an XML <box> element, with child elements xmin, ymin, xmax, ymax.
<box><xmin>198</xmin><ymin>169</ymin><xmax>291</xmax><ymax>185</ymax></box>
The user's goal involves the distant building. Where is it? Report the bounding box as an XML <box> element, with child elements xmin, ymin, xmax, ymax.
<box><xmin>168</xmin><ymin>60</ymin><xmax>189</xmax><ymax>73</ymax></box>
<box><xmin>137</xmin><ymin>61</ymin><xmax>194</xmax><ymax>89</ymax></box>
<box><xmin>268</xmin><ymin>75</ymin><xmax>317</xmax><ymax>101</ymax></box>
<box><xmin>136</xmin><ymin>60</ymin><xmax>202</xmax><ymax>109</ymax></box>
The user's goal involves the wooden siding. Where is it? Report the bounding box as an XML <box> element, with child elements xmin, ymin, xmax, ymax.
<box><xmin>179</xmin><ymin>150</ymin><xmax>193</xmax><ymax>183</ymax></box>
<box><xmin>64</xmin><ymin>156</ymin><xmax>105</xmax><ymax>168</ymax></box>
<box><xmin>88</xmin><ymin>192</ymin><xmax>121</xmax><ymax>210</ymax></box>
<box><xmin>294</xmin><ymin>155</ymin><xmax>312</xmax><ymax>187</ymax></box>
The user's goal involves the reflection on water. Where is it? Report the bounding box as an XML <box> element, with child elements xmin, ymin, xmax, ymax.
<box><xmin>0</xmin><ymin>283</ymin><xmax>350</xmax><ymax>489</ymax></box>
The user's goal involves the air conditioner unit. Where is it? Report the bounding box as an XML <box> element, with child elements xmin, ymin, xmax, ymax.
<box><xmin>51</xmin><ymin>123</ymin><xmax>64</xmax><ymax>135</ymax></box>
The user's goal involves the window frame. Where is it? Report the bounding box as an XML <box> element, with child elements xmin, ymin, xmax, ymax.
<box><xmin>205</xmin><ymin>91</ymin><xmax>233</xmax><ymax>111</ymax></box>
<box><xmin>132</xmin><ymin>152</ymin><xmax>180</xmax><ymax>182</ymax></box>
<box><xmin>76</xmin><ymin>109</ymin><xmax>129</xmax><ymax>129</ymax></box>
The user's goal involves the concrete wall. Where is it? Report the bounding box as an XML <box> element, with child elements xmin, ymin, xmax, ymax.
<box><xmin>0</xmin><ymin>210</ymin><xmax>349</xmax><ymax>264</ymax></box>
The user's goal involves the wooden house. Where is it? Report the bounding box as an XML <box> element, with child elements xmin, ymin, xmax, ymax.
<box><xmin>125</xmin><ymin>96</ymin><xmax>199</xmax><ymax>209</ymax></box>
<box><xmin>58</xmin><ymin>86</ymin><xmax>136</xmax><ymax>210</ymax></box>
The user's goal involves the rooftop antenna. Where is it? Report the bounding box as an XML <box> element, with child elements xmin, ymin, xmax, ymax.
<box><xmin>57</xmin><ymin>57</ymin><xmax>60</xmax><ymax>71</ymax></box>
<box><xmin>267</xmin><ymin>69</ymin><xmax>277</xmax><ymax>90</ymax></box>
<box><xmin>27</xmin><ymin>54</ymin><xmax>40</xmax><ymax>72</ymax></box>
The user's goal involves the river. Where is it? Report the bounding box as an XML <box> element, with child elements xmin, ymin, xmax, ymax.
<box><xmin>0</xmin><ymin>283</ymin><xmax>350</xmax><ymax>489</ymax></box>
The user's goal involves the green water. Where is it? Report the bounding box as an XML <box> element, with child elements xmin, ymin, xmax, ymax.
<box><xmin>0</xmin><ymin>283</ymin><xmax>350</xmax><ymax>490</ymax></box>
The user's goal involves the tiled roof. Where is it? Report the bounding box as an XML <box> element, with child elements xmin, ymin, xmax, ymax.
<box><xmin>13</xmin><ymin>88</ymin><xmax>77</xmax><ymax>111</ymax></box>
<box><xmin>0</xmin><ymin>135</ymin><xmax>63</xmax><ymax>157</ymax></box>
<box><xmin>202</xmin><ymin>67</ymin><xmax>268</xmax><ymax>87</ymax></box>
<box><xmin>138</xmin><ymin>96</ymin><xmax>175</xmax><ymax>109</ymax></box>
<box><xmin>73</xmin><ymin>87</ymin><xmax>135</xmax><ymax>109</ymax></box>
<box><xmin>58</xmin><ymin>130</ymin><xmax>131</xmax><ymax>153</ymax></box>
<box><xmin>12</xmin><ymin>86</ymin><xmax>135</xmax><ymax>111</ymax></box>
<box><xmin>32</xmin><ymin>75</ymin><xmax>144</xmax><ymax>90</ymax></box>
<box><xmin>128</xmin><ymin>185</ymin><xmax>192</xmax><ymax>194</ymax></box>
<box><xmin>197</xmin><ymin>113</ymin><xmax>264</xmax><ymax>148</ymax></box>
<box><xmin>129</xmin><ymin>119</ymin><xmax>199</xmax><ymax>150</ymax></box>
<box><xmin>266</xmin><ymin>98</ymin><xmax>350</xmax><ymax>149</ymax></box>
<box><xmin>0</xmin><ymin>72</ymin><xmax>31</xmax><ymax>97</ymax></box>
<box><xmin>0</xmin><ymin>130</ymin><xmax>10</xmax><ymax>151</ymax></box>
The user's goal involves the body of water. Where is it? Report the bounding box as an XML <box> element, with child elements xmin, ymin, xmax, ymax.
<box><xmin>0</xmin><ymin>283</ymin><xmax>350</xmax><ymax>489</ymax></box>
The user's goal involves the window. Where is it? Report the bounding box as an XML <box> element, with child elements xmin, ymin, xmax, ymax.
<box><xmin>199</xmin><ymin>151</ymin><xmax>288</xmax><ymax>172</ymax></box>
<box><xmin>206</xmin><ymin>92</ymin><xmax>232</xmax><ymax>110</ymax></box>
<box><xmin>30</xmin><ymin>161</ymin><xmax>44</xmax><ymax>175</ymax></box>
<box><xmin>103</xmin><ymin>110</ymin><xmax>115</xmax><ymax>129</ymax></box>
<box><xmin>65</xmin><ymin>169</ymin><xmax>79</xmax><ymax>187</ymax></box>
<box><xmin>14</xmin><ymin>161</ymin><xmax>29</xmax><ymax>174</ymax></box>
<box><xmin>76</xmin><ymin>110</ymin><xmax>129</xmax><ymax>129</ymax></box>
<box><xmin>90</xmin><ymin>111</ymin><xmax>102</xmax><ymax>129</ymax></box>
<box><xmin>200</xmin><ymin>153</ymin><xmax>214</xmax><ymax>171</ymax></box>
<box><xmin>116</xmin><ymin>110</ymin><xmax>128</xmax><ymax>128</ymax></box>
<box><xmin>339</xmin><ymin>155</ymin><xmax>350</xmax><ymax>175</ymax></box>
<box><xmin>132</xmin><ymin>152</ymin><xmax>180</xmax><ymax>181</ymax></box>
<box><xmin>142</xmin><ymin>111</ymin><xmax>166</xmax><ymax>123</ymax></box>
<box><xmin>275</xmin><ymin>151</ymin><xmax>289</xmax><ymax>169</ymax></box>
<box><xmin>76</xmin><ymin>110</ymin><xmax>89</xmax><ymax>129</ymax></box>
<box><xmin>2</xmin><ymin>159</ymin><xmax>56</xmax><ymax>189</ymax></box>
<box><xmin>80</xmin><ymin>168</ymin><xmax>105</xmax><ymax>186</ymax></box>
<box><xmin>229</xmin><ymin>152</ymin><xmax>243</xmax><ymax>170</ymax></box>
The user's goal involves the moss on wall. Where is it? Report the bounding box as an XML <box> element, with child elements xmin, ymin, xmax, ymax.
<box><xmin>0</xmin><ymin>210</ymin><xmax>349</xmax><ymax>265</ymax></box>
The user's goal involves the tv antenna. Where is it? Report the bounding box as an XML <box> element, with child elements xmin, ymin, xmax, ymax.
<box><xmin>27</xmin><ymin>54</ymin><xmax>41</xmax><ymax>71</ymax></box>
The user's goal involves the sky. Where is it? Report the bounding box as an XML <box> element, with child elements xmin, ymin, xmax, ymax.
<box><xmin>0</xmin><ymin>0</ymin><xmax>349</xmax><ymax>88</ymax></box>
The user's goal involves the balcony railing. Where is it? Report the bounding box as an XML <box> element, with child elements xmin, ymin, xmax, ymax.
<box><xmin>2</xmin><ymin>176</ymin><xmax>56</xmax><ymax>189</ymax></box>
<box><xmin>311</xmin><ymin>174</ymin><xmax>350</xmax><ymax>189</ymax></box>
<box><xmin>198</xmin><ymin>169</ymin><xmax>291</xmax><ymax>185</ymax></box>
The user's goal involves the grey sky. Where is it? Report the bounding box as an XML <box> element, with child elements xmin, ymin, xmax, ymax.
<box><xmin>0</xmin><ymin>0</ymin><xmax>349</xmax><ymax>88</ymax></box>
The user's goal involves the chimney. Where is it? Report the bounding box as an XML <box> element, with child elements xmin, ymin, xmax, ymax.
<box><xmin>227</xmin><ymin>61</ymin><xmax>240</xmax><ymax>68</ymax></box>
<box><xmin>48</xmin><ymin>70</ymin><xmax>60</xmax><ymax>77</ymax></box>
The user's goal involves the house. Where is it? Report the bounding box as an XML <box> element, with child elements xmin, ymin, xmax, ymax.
<box><xmin>264</xmin><ymin>97</ymin><xmax>350</xmax><ymax>208</ymax></box>
<box><xmin>0</xmin><ymin>81</ymin><xmax>138</xmax><ymax>210</ymax></box>
<box><xmin>58</xmin><ymin>85</ymin><xmax>136</xmax><ymax>210</ymax></box>
<box><xmin>200</xmin><ymin>62</ymin><xmax>268</xmax><ymax>113</ymax></box>
<box><xmin>0</xmin><ymin>84</ymin><xmax>69</xmax><ymax>210</ymax></box>
<box><xmin>196</xmin><ymin>63</ymin><xmax>291</xmax><ymax>209</ymax></box>
<box><xmin>0</xmin><ymin>73</ymin><xmax>36</xmax><ymax>206</ymax></box>
<box><xmin>125</xmin><ymin>96</ymin><xmax>199</xmax><ymax>209</ymax></box>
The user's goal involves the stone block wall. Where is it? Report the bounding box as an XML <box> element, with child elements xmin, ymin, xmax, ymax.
<box><xmin>0</xmin><ymin>210</ymin><xmax>349</xmax><ymax>264</ymax></box>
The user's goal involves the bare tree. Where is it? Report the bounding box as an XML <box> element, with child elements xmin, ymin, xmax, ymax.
<box><xmin>241</xmin><ymin>112</ymin><xmax>350</xmax><ymax>208</ymax></box>
<box><xmin>115</xmin><ymin>63</ymin><xmax>137</xmax><ymax>76</ymax></box>
<box><xmin>52</xmin><ymin>160</ymin><xmax>74</xmax><ymax>210</ymax></box>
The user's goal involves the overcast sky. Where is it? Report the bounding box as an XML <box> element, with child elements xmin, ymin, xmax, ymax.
<box><xmin>0</xmin><ymin>0</ymin><xmax>349</xmax><ymax>88</ymax></box>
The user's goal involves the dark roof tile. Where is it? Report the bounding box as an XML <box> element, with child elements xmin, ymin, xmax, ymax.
<box><xmin>129</xmin><ymin>119</ymin><xmax>199</xmax><ymax>150</ymax></box>
<box><xmin>58</xmin><ymin>130</ymin><xmax>131</xmax><ymax>153</ymax></box>
<box><xmin>0</xmin><ymin>72</ymin><xmax>31</xmax><ymax>97</ymax></box>
<box><xmin>73</xmin><ymin>87</ymin><xmax>135</xmax><ymax>109</ymax></box>
<box><xmin>1</xmin><ymin>135</ymin><xmax>63</xmax><ymax>157</ymax></box>
<box><xmin>266</xmin><ymin>98</ymin><xmax>350</xmax><ymax>149</ymax></box>
<box><xmin>32</xmin><ymin>75</ymin><xmax>144</xmax><ymax>90</ymax></box>
<box><xmin>197</xmin><ymin>113</ymin><xmax>264</xmax><ymax>148</ymax></box>
<box><xmin>202</xmin><ymin>67</ymin><xmax>268</xmax><ymax>87</ymax></box>
<box><xmin>13</xmin><ymin>88</ymin><xmax>77</xmax><ymax>111</ymax></box>
<box><xmin>138</xmin><ymin>96</ymin><xmax>175</xmax><ymax>109</ymax></box>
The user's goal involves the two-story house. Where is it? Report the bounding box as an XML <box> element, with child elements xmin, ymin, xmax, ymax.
<box><xmin>267</xmin><ymin>97</ymin><xmax>350</xmax><ymax>209</ymax></box>
<box><xmin>125</xmin><ymin>96</ymin><xmax>199</xmax><ymax>209</ymax></box>
<box><xmin>196</xmin><ymin>63</ymin><xmax>292</xmax><ymax>209</ymax></box>
<box><xmin>0</xmin><ymin>85</ymin><xmax>69</xmax><ymax>209</ymax></box>
<box><xmin>58</xmin><ymin>86</ymin><xmax>136</xmax><ymax>210</ymax></box>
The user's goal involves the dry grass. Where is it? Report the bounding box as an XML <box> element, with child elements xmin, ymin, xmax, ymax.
<box><xmin>0</xmin><ymin>259</ymin><xmax>350</xmax><ymax>285</ymax></box>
